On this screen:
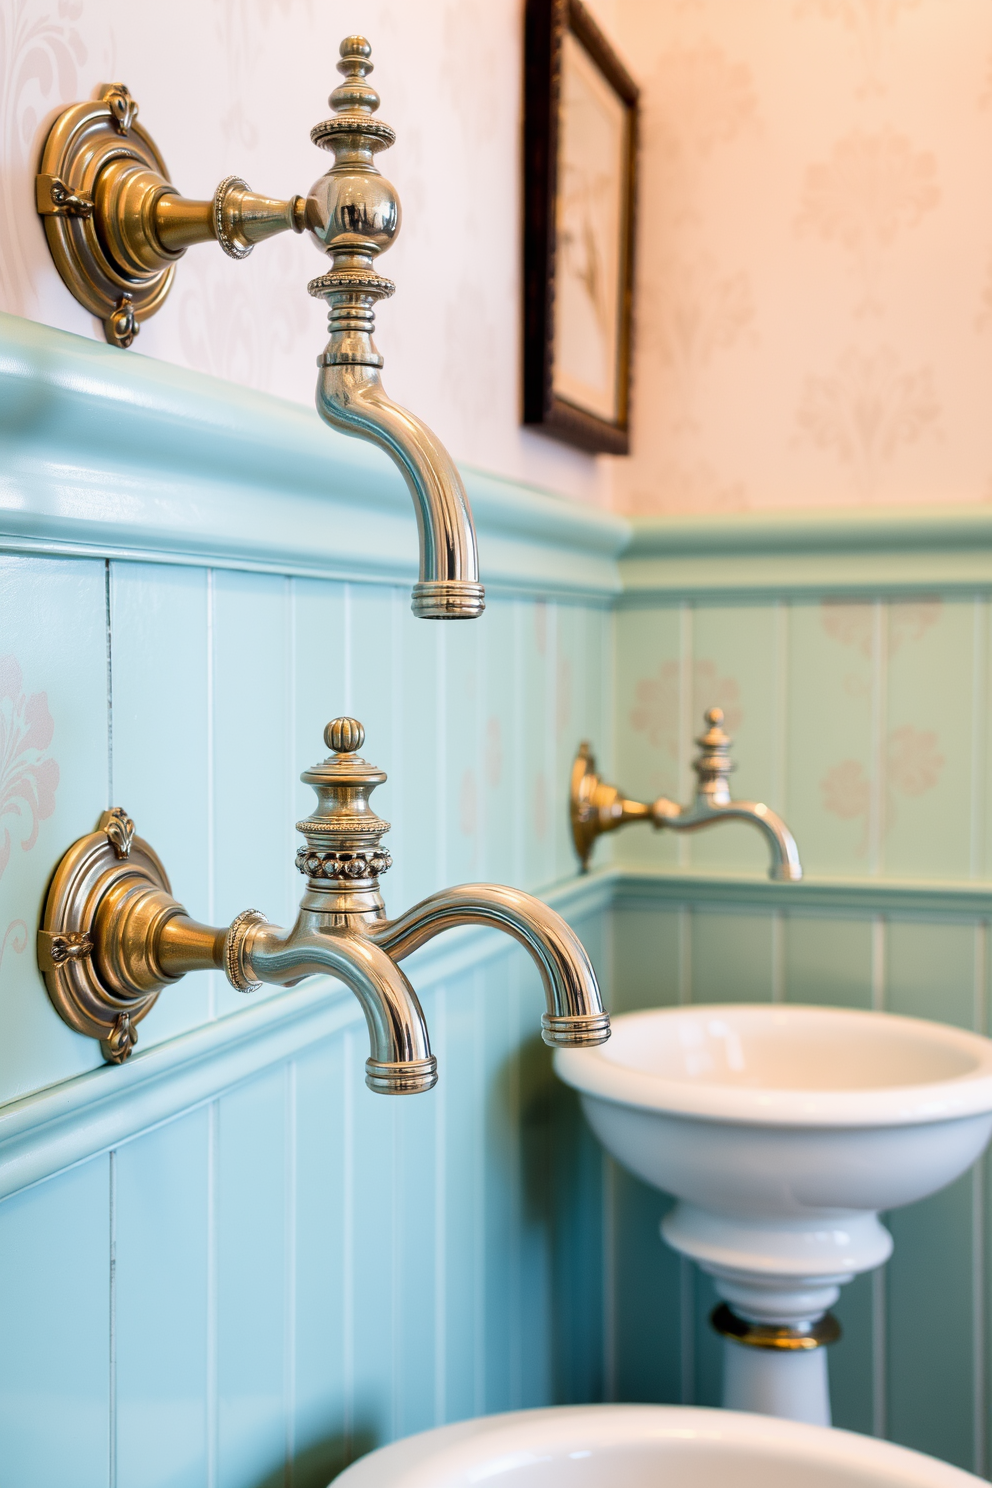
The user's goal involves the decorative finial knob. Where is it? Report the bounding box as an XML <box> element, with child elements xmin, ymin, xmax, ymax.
<box><xmin>706</xmin><ymin>707</ymin><xmax>724</xmax><ymax>727</ymax></box>
<box><xmin>325</xmin><ymin>717</ymin><xmax>365</xmax><ymax>753</ymax></box>
<box><xmin>331</xmin><ymin>35</ymin><xmax>380</xmax><ymax>115</ymax></box>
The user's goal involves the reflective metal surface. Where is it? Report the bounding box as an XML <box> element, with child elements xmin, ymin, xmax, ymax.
<box><xmin>39</xmin><ymin>718</ymin><xmax>607</xmax><ymax>1087</ymax></box>
<box><xmin>308</xmin><ymin>37</ymin><xmax>484</xmax><ymax>620</ymax></box>
<box><xmin>571</xmin><ymin>707</ymin><xmax>803</xmax><ymax>880</ymax></box>
<box><xmin>36</xmin><ymin>36</ymin><xmax>485</xmax><ymax>621</ymax></box>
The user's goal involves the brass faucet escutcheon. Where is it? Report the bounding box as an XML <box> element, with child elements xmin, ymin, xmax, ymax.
<box><xmin>36</xmin><ymin>37</ymin><xmax>485</xmax><ymax>621</ymax></box>
<box><xmin>571</xmin><ymin>708</ymin><xmax>803</xmax><ymax>880</ymax></box>
<box><xmin>39</xmin><ymin>719</ymin><xmax>609</xmax><ymax>1083</ymax></box>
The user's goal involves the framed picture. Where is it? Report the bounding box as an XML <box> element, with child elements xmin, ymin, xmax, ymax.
<box><xmin>523</xmin><ymin>0</ymin><xmax>638</xmax><ymax>455</ymax></box>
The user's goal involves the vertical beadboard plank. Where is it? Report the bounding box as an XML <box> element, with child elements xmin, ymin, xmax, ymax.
<box><xmin>0</xmin><ymin>555</ymin><xmax>109</xmax><ymax>1099</ymax></box>
<box><xmin>439</xmin><ymin>973</ymin><xmax>482</xmax><ymax>1423</ymax></box>
<box><xmin>216</xmin><ymin>1068</ymin><xmax>287</xmax><ymax>1488</ymax></box>
<box><xmin>392</xmin><ymin>983</ymin><xmax>437</xmax><ymax>1436</ymax></box>
<box><xmin>783</xmin><ymin>915</ymin><xmax>873</xmax><ymax>1008</ymax></box>
<box><xmin>348</xmin><ymin>1052</ymin><xmax>397</xmax><ymax>1451</ymax></box>
<box><xmin>0</xmin><ymin>1159</ymin><xmax>111</xmax><ymax>1485</ymax></box>
<box><xmin>110</xmin><ymin>562</ymin><xmax>210</xmax><ymax>1045</ymax></box>
<box><xmin>115</xmin><ymin>1109</ymin><xmax>210</xmax><ymax>1488</ymax></box>
<box><xmin>290</xmin><ymin>577</ymin><xmax>348</xmax><ymax>854</ymax></box>
<box><xmin>517</xmin><ymin>952</ymin><xmax>552</xmax><ymax>1407</ymax></box>
<box><xmin>395</xmin><ymin>592</ymin><xmax>442</xmax><ymax>910</ymax></box>
<box><xmin>690</xmin><ymin>603</ymin><xmax>779</xmax><ymax>874</ymax></box>
<box><xmin>611</xmin><ymin>904</ymin><xmax>681</xmax><ymax>1013</ymax></box>
<box><xmin>612</xmin><ymin>1176</ymin><xmax>681</xmax><ymax>1405</ymax></box>
<box><xmin>443</xmin><ymin>601</ymin><xmax>483</xmax><ymax>887</ymax></box>
<box><xmin>690</xmin><ymin>908</ymin><xmax>775</xmax><ymax>1003</ymax></box>
<box><xmin>479</xmin><ymin>596</ymin><xmax>517</xmax><ymax>885</ymax></box>
<box><xmin>520</xmin><ymin>598</ymin><xmax>556</xmax><ymax>891</ymax></box>
<box><xmin>294</xmin><ymin>1031</ymin><xmax>351</xmax><ymax>1483</ymax></box>
<box><xmin>211</xmin><ymin>571</ymin><xmax>293</xmax><ymax>1016</ymax></box>
<box><xmin>787</xmin><ymin>598</ymin><xmax>874</xmax><ymax>878</ymax></box>
<box><xmin>613</xmin><ymin>601</ymin><xmax>681</xmax><ymax>871</ymax></box>
<box><xmin>482</xmin><ymin>949</ymin><xmax>520</xmax><ymax>1412</ymax></box>
<box><xmin>888</xmin><ymin>1173</ymin><xmax>976</xmax><ymax>1471</ymax></box>
<box><xmin>553</xmin><ymin>602</ymin><xmax>580</xmax><ymax>884</ymax></box>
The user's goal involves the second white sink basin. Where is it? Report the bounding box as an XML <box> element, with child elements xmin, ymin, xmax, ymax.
<box><xmin>554</xmin><ymin>1004</ymin><xmax>992</xmax><ymax>1424</ymax></box>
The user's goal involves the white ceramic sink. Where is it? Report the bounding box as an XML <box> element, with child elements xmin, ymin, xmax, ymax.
<box><xmin>555</xmin><ymin>1005</ymin><xmax>992</xmax><ymax>1424</ymax></box>
<box><xmin>332</xmin><ymin>1404</ymin><xmax>982</xmax><ymax>1486</ymax></box>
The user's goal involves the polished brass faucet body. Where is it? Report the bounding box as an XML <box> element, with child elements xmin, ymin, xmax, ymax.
<box><xmin>571</xmin><ymin>708</ymin><xmax>803</xmax><ymax>880</ymax></box>
<box><xmin>36</xmin><ymin>36</ymin><xmax>485</xmax><ymax>621</ymax></box>
<box><xmin>39</xmin><ymin>719</ymin><xmax>609</xmax><ymax>1082</ymax></box>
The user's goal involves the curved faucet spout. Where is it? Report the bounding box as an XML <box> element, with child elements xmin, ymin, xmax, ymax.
<box><xmin>370</xmin><ymin>884</ymin><xmax>610</xmax><ymax>1048</ymax></box>
<box><xmin>653</xmin><ymin>798</ymin><xmax>803</xmax><ymax>882</ymax></box>
<box><xmin>316</xmin><ymin>363</ymin><xmax>484</xmax><ymax>620</ymax></box>
<box><xmin>246</xmin><ymin>920</ymin><xmax>437</xmax><ymax>1094</ymax></box>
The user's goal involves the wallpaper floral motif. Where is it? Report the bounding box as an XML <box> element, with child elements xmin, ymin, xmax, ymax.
<box><xmin>613</xmin><ymin>0</ymin><xmax>992</xmax><ymax>513</ymax></box>
<box><xmin>0</xmin><ymin>654</ymin><xmax>58</xmax><ymax>880</ymax></box>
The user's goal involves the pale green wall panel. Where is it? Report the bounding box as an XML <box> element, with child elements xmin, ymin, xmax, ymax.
<box><xmin>0</xmin><ymin>1159</ymin><xmax>110</xmax><ymax>1486</ymax></box>
<box><xmin>614</xmin><ymin>602</ymin><xmax>681</xmax><ymax>871</ymax></box>
<box><xmin>479</xmin><ymin>596</ymin><xmax>518</xmax><ymax>888</ymax></box>
<box><xmin>293</xmin><ymin>1034</ymin><xmax>350</xmax><ymax>1485</ymax></box>
<box><xmin>887</xmin><ymin>1172</ymin><xmax>978</xmax><ymax>1472</ymax></box>
<box><xmin>211</xmin><ymin>570</ymin><xmax>295</xmax><ymax>1020</ymax></box>
<box><xmin>691</xmin><ymin>908</ymin><xmax>774</xmax><ymax>1004</ymax></box>
<box><xmin>110</xmin><ymin>561</ymin><xmax>212</xmax><ymax>1048</ymax></box>
<box><xmin>520</xmin><ymin>599</ymin><xmax>557</xmax><ymax>892</ymax></box>
<box><xmin>784</xmin><ymin>914</ymin><xmax>874</xmax><ymax>1009</ymax></box>
<box><xmin>397</xmin><ymin>593</ymin><xmax>443</xmax><ymax>909</ymax></box>
<box><xmin>444</xmin><ymin>609</ymin><xmax>485</xmax><ymax>889</ymax></box>
<box><xmin>612</xmin><ymin>1175</ymin><xmax>681</xmax><ymax>1404</ymax></box>
<box><xmin>115</xmin><ymin>1110</ymin><xmax>210</xmax><ymax>1488</ymax></box>
<box><xmin>689</xmin><ymin>603</ymin><xmax>780</xmax><ymax>876</ymax></box>
<box><xmin>0</xmin><ymin>556</ymin><xmax>109</xmax><ymax>1100</ymax></box>
<box><xmin>829</xmin><ymin>1270</ymin><xmax>876</xmax><ymax>1438</ymax></box>
<box><xmin>786</xmin><ymin>599</ymin><xmax>875</xmax><ymax>878</ymax></box>
<box><xmin>611</xmin><ymin>905</ymin><xmax>681</xmax><ymax>1013</ymax></box>
<box><xmin>884</xmin><ymin>600</ymin><xmax>977</xmax><ymax>880</ymax></box>
<box><xmin>437</xmin><ymin>973</ymin><xmax>483</xmax><ymax>1424</ymax></box>
<box><xmin>886</xmin><ymin>920</ymin><xmax>978</xmax><ymax>1030</ymax></box>
<box><xmin>216</xmin><ymin>1068</ymin><xmax>289</xmax><ymax>1488</ymax></box>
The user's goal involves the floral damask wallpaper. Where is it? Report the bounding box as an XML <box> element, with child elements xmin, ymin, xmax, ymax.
<box><xmin>0</xmin><ymin>0</ymin><xmax>619</xmax><ymax>506</ymax></box>
<box><xmin>612</xmin><ymin>0</ymin><xmax>992</xmax><ymax>513</ymax></box>
<box><xmin>2</xmin><ymin>0</ymin><xmax>988</xmax><ymax>514</ymax></box>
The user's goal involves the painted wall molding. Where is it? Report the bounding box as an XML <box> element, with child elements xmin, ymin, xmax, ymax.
<box><xmin>612</xmin><ymin>867</ymin><xmax>992</xmax><ymax>919</ymax></box>
<box><xmin>0</xmin><ymin>314</ymin><xmax>626</xmax><ymax>603</ymax></box>
<box><xmin>0</xmin><ymin>871</ymin><xmax>612</xmax><ymax>1203</ymax></box>
<box><xmin>622</xmin><ymin>511</ymin><xmax>992</xmax><ymax>599</ymax></box>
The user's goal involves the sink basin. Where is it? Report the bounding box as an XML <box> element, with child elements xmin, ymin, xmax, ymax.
<box><xmin>555</xmin><ymin>1005</ymin><xmax>992</xmax><ymax>1424</ymax></box>
<box><xmin>332</xmin><ymin>1403</ymin><xmax>982</xmax><ymax>1485</ymax></box>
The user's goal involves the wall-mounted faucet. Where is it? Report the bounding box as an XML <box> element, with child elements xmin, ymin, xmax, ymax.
<box><xmin>571</xmin><ymin>708</ymin><xmax>803</xmax><ymax>880</ymax></box>
<box><xmin>39</xmin><ymin>719</ymin><xmax>609</xmax><ymax>1081</ymax></box>
<box><xmin>36</xmin><ymin>36</ymin><xmax>484</xmax><ymax>620</ymax></box>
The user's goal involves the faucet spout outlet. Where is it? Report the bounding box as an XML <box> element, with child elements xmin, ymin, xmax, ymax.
<box><xmin>39</xmin><ymin>718</ymin><xmax>607</xmax><ymax>1085</ymax></box>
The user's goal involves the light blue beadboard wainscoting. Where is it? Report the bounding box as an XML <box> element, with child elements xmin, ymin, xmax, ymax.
<box><xmin>0</xmin><ymin>313</ymin><xmax>620</xmax><ymax>1488</ymax></box>
<box><xmin>4</xmin><ymin>312</ymin><xmax>992</xmax><ymax>1484</ymax></box>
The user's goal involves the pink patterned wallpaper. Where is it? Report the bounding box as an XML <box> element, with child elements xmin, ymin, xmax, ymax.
<box><xmin>0</xmin><ymin>0</ymin><xmax>618</xmax><ymax>506</ymax></box>
<box><xmin>612</xmin><ymin>0</ymin><xmax>992</xmax><ymax>514</ymax></box>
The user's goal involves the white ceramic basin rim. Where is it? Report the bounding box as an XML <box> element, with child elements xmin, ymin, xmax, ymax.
<box><xmin>331</xmin><ymin>1404</ymin><xmax>983</xmax><ymax>1486</ymax></box>
<box><xmin>555</xmin><ymin>1005</ymin><xmax>992</xmax><ymax>1127</ymax></box>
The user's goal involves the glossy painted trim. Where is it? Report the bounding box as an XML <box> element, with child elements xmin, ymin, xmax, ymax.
<box><xmin>621</xmin><ymin>511</ymin><xmax>992</xmax><ymax>599</ymax></box>
<box><xmin>0</xmin><ymin>871</ymin><xmax>612</xmax><ymax>1201</ymax></box>
<box><xmin>0</xmin><ymin>313</ymin><xmax>626</xmax><ymax>600</ymax></box>
<box><xmin>611</xmin><ymin>868</ymin><xmax>992</xmax><ymax>918</ymax></box>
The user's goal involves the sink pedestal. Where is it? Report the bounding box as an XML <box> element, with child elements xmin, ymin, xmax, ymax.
<box><xmin>662</xmin><ymin>1199</ymin><xmax>893</xmax><ymax>1425</ymax></box>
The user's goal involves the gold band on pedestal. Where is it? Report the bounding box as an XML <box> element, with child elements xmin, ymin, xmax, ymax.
<box><xmin>711</xmin><ymin>1303</ymin><xmax>841</xmax><ymax>1352</ymax></box>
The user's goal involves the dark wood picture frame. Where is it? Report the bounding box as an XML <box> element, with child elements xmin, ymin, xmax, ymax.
<box><xmin>523</xmin><ymin>0</ymin><xmax>639</xmax><ymax>455</ymax></box>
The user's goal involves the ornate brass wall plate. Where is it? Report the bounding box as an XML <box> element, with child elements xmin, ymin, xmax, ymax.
<box><xmin>38</xmin><ymin>808</ymin><xmax>174</xmax><ymax>1062</ymax></box>
<box><xmin>37</xmin><ymin>85</ymin><xmax>176</xmax><ymax>347</ymax></box>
